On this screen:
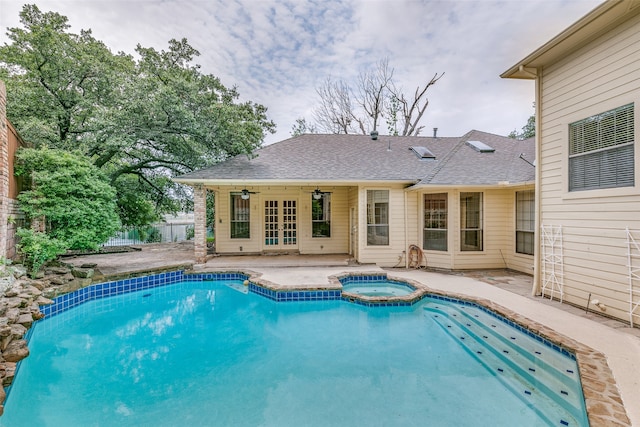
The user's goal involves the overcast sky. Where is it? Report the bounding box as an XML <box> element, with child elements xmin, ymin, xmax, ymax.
<box><xmin>0</xmin><ymin>0</ymin><xmax>602</xmax><ymax>144</ymax></box>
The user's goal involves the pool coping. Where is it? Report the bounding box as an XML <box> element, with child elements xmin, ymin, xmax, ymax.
<box><xmin>35</xmin><ymin>267</ymin><xmax>630</xmax><ymax>426</ymax></box>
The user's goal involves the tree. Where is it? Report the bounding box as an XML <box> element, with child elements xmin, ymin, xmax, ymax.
<box><xmin>310</xmin><ymin>58</ymin><xmax>443</xmax><ymax>136</ymax></box>
<box><xmin>290</xmin><ymin>117</ymin><xmax>317</xmax><ymax>137</ymax></box>
<box><xmin>15</xmin><ymin>147</ymin><xmax>121</xmax><ymax>250</ymax></box>
<box><xmin>509</xmin><ymin>105</ymin><xmax>536</xmax><ymax>140</ymax></box>
<box><xmin>0</xmin><ymin>5</ymin><xmax>276</xmax><ymax>223</ymax></box>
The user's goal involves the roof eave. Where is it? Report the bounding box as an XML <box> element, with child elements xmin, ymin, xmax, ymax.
<box><xmin>502</xmin><ymin>0</ymin><xmax>640</xmax><ymax>79</ymax></box>
<box><xmin>172</xmin><ymin>178</ymin><xmax>419</xmax><ymax>187</ymax></box>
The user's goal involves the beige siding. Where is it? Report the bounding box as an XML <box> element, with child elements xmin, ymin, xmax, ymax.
<box><xmin>210</xmin><ymin>186</ymin><xmax>350</xmax><ymax>255</ymax></box>
<box><xmin>358</xmin><ymin>185</ymin><xmax>408</xmax><ymax>267</ymax></box>
<box><xmin>538</xmin><ymin>12</ymin><xmax>640</xmax><ymax>322</ymax></box>
<box><xmin>416</xmin><ymin>188</ymin><xmax>534</xmax><ymax>273</ymax></box>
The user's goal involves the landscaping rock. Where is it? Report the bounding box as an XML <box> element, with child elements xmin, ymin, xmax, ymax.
<box><xmin>80</xmin><ymin>263</ymin><xmax>97</xmax><ymax>269</ymax></box>
<box><xmin>45</xmin><ymin>267</ymin><xmax>70</xmax><ymax>275</ymax></box>
<box><xmin>17</xmin><ymin>313</ymin><xmax>33</xmax><ymax>328</ymax></box>
<box><xmin>9</xmin><ymin>324</ymin><xmax>26</xmax><ymax>340</ymax></box>
<box><xmin>0</xmin><ymin>277</ymin><xmax>14</xmax><ymax>296</ymax></box>
<box><xmin>11</xmin><ymin>266</ymin><xmax>27</xmax><ymax>279</ymax></box>
<box><xmin>71</xmin><ymin>268</ymin><xmax>94</xmax><ymax>279</ymax></box>
<box><xmin>4</xmin><ymin>308</ymin><xmax>19</xmax><ymax>323</ymax></box>
<box><xmin>3</xmin><ymin>288</ymin><xmax>18</xmax><ymax>298</ymax></box>
<box><xmin>48</xmin><ymin>276</ymin><xmax>66</xmax><ymax>286</ymax></box>
<box><xmin>3</xmin><ymin>362</ymin><xmax>16</xmax><ymax>387</ymax></box>
<box><xmin>4</xmin><ymin>340</ymin><xmax>29</xmax><ymax>363</ymax></box>
<box><xmin>36</xmin><ymin>296</ymin><xmax>54</xmax><ymax>306</ymax></box>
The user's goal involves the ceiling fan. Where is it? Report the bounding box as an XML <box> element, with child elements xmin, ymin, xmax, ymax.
<box><xmin>309</xmin><ymin>187</ymin><xmax>330</xmax><ymax>200</ymax></box>
<box><xmin>240</xmin><ymin>188</ymin><xmax>259</xmax><ymax>199</ymax></box>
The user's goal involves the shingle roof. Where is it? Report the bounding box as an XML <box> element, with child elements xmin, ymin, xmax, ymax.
<box><xmin>175</xmin><ymin>130</ymin><xmax>535</xmax><ymax>186</ymax></box>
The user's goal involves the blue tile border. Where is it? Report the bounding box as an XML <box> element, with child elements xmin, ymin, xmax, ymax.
<box><xmin>248</xmin><ymin>283</ymin><xmax>341</xmax><ymax>302</ymax></box>
<box><xmin>38</xmin><ymin>271</ymin><xmax>347</xmax><ymax>318</ymax></box>
<box><xmin>40</xmin><ymin>270</ymin><xmax>186</xmax><ymax>318</ymax></box>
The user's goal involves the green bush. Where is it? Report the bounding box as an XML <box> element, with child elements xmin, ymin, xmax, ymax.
<box><xmin>15</xmin><ymin>147</ymin><xmax>121</xmax><ymax>250</ymax></box>
<box><xmin>16</xmin><ymin>228</ymin><xmax>66</xmax><ymax>278</ymax></box>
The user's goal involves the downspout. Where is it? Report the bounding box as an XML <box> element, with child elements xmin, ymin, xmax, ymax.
<box><xmin>532</xmin><ymin>69</ymin><xmax>542</xmax><ymax>296</ymax></box>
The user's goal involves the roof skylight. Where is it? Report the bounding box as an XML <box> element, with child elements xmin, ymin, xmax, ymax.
<box><xmin>410</xmin><ymin>146</ymin><xmax>436</xmax><ymax>159</ymax></box>
<box><xmin>466</xmin><ymin>140</ymin><xmax>495</xmax><ymax>153</ymax></box>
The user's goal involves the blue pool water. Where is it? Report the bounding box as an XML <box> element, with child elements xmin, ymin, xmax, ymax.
<box><xmin>2</xmin><ymin>279</ymin><xmax>587</xmax><ymax>426</ymax></box>
<box><xmin>341</xmin><ymin>278</ymin><xmax>414</xmax><ymax>297</ymax></box>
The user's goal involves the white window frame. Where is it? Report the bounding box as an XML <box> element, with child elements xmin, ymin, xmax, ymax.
<box><xmin>515</xmin><ymin>190</ymin><xmax>535</xmax><ymax>256</ymax></box>
<box><xmin>423</xmin><ymin>193</ymin><xmax>448</xmax><ymax>251</ymax></box>
<box><xmin>460</xmin><ymin>192</ymin><xmax>483</xmax><ymax>252</ymax></box>
<box><xmin>568</xmin><ymin>103</ymin><xmax>634</xmax><ymax>192</ymax></box>
<box><xmin>311</xmin><ymin>193</ymin><xmax>331</xmax><ymax>238</ymax></box>
<box><xmin>366</xmin><ymin>190</ymin><xmax>389</xmax><ymax>246</ymax></box>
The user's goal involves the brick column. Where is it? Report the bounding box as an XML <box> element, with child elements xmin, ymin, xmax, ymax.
<box><xmin>0</xmin><ymin>81</ymin><xmax>9</xmax><ymax>260</ymax></box>
<box><xmin>193</xmin><ymin>185</ymin><xmax>207</xmax><ymax>263</ymax></box>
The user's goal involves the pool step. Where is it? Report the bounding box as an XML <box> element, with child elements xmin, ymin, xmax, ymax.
<box><xmin>225</xmin><ymin>282</ymin><xmax>249</xmax><ymax>294</ymax></box>
<box><xmin>424</xmin><ymin>303</ymin><xmax>586</xmax><ymax>426</ymax></box>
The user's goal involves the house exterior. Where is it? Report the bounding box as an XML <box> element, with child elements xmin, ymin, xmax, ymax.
<box><xmin>502</xmin><ymin>0</ymin><xmax>640</xmax><ymax>325</ymax></box>
<box><xmin>175</xmin><ymin>130</ymin><xmax>535</xmax><ymax>273</ymax></box>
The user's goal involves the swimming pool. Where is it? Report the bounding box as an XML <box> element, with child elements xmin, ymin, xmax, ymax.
<box><xmin>3</xmin><ymin>276</ymin><xmax>588</xmax><ymax>426</ymax></box>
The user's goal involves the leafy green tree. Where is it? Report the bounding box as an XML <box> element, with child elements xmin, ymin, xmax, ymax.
<box><xmin>15</xmin><ymin>147</ymin><xmax>121</xmax><ymax>250</ymax></box>
<box><xmin>509</xmin><ymin>104</ymin><xmax>536</xmax><ymax>140</ymax></box>
<box><xmin>291</xmin><ymin>117</ymin><xmax>317</xmax><ymax>137</ymax></box>
<box><xmin>1</xmin><ymin>5</ymin><xmax>276</xmax><ymax>223</ymax></box>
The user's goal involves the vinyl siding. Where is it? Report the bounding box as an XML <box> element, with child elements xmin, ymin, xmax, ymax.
<box><xmin>417</xmin><ymin>188</ymin><xmax>534</xmax><ymax>273</ymax></box>
<box><xmin>538</xmin><ymin>11</ymin><xmax>640</xmax><ymax>322</ymax></box>
<box><xmin>211</xmin><ymin>186</ymin><xmax>350</xmax><ymax>254</ymax></box>
<box><xmin>358</xmin><ymin>185</ymin><xmax>407</xmax><ymax>267</ymax></box>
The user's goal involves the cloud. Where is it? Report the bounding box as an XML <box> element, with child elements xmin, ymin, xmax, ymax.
<box><xmin>0</xmin><ymin>0</ymin><xmax>602</xmax><ymax>143</ymax></box>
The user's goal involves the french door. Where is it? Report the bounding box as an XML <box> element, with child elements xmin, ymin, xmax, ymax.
<box><xmin>264</xmin><ymin>199</ymin><xmax>297</xmax><ymax>249</ymax></box>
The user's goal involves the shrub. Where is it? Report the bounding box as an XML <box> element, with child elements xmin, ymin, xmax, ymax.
<box><xmin>16</xmin><ymin>228</ymin><xmax>66</xmax><ymax>278</ymax></box>
<box><xmin>15</xmin><ymin>147</ymin><xmax>121</xmax><ymax>250</ymax></box>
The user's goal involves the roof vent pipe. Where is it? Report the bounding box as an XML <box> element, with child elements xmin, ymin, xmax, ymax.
<box><xmin>370</xmin><ymin>130</ymin><xmax>379</xmax><ymax>140</ymax></box>
<box><xmin>433</xmin><ymin>127</ymin><xmax>438</xmax><ymax>138</ymax></box>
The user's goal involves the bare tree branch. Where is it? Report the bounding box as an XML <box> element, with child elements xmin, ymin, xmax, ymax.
<box><xmin>355</xmin><ymin>58</ymin><xmax>393</xmax><ymax>133</ymax></box>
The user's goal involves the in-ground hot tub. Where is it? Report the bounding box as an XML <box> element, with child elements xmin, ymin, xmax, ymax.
<box><xmin>337</xmin><ymin>273</ymin><xmax>428</xmax><ymax>305</ymax></box>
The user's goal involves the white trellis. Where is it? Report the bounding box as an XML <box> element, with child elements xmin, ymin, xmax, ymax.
<box><xmin>626</xmin><ymin>227</ymin><xmax>640</xmax><ymax>327</ymax></box>
<box><xmin>540</xmin><ymin>224</ymin><xmax>564</xmax><ymax>302</ymax></box>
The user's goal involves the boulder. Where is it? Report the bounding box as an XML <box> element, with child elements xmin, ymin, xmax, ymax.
<box><xmin>29</xmin><ymin>280</ymin><xmax>48</xmax><ymax>291</ymax></box>
<box><xmin>4</xmin><ymin>297</ymin><xmax>22</xmax><ymax>309</ymax></box>
<box><xmin>4</xmin><ymin>340</ymin><xmax>29</xmax><ymax>363</ymax></box>
<box><xmin>3</xmin><ymin>362</ymin><xmax>16</xmax><ymax>386</ymax></box>
<box><xmin>11</xmin><ymin>265</ymin><xmax>27</xmax><ymax>279</ymax></box>
<box><xmin>22</xmin><ymin>285</ymin><xmax>43</xmax><ymax>297</ymax></box>
<box><xmin>36</xmin><ymin>296</ymin><xmax>54</xmax><ymax>306</ymax></box>
<box><xmin>5</xmin><ymin>308</ymin><xmax>20</xmax><ymax>323</ymax></box>
<box><xmin>3</xmin><ymin>288</ymin><xmax>18</xmax><ymax>298</ymax></box>
<box><xmin>45</xmin><ymin>266</ymin><xmax>70</xmax><ymax>275</ymax></box>
<box><xmin>0</xmin><ymin>277</ymin><xmax>14</xmax><ymax>296</ymax></box>
<box><xmin>9</xmin><ymin>324</ymin><xmax>26</xmax><ymax>340</ymax></box>
<box><xmin>17</xmin><ymin>313</ymin><xmax>33</xmax><ymax>329</ymax></box>
<box><xmin>48</xmin><ymin>276</ymin><xmax>66</xmax><ymax>286</ymax></box>
<box><xmin>71</xmin><ymin>268</ymin><xmax>94</xmax><ymax>279</ymax></box>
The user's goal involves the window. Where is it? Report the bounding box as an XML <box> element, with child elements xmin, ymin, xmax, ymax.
<box><xmin>423</xmin><ymin>193</ymin><xmax>447</xmax><ymax>251</ymax></box>
<box><xmin>367</xmin><ymin>190</ymin><xmax>389</xmax><ymax>245</ymax></box>
<box><xmin>230</xmin><ymin>194</ymin><xmax>250</xmax><ymax>238</ymax></box>
<box><xmin>312</xmin><ymin>193</ymin><xmax>331</xmax><ymax>238</ymax></box>
<box><xmin>460</xmin><ymin>192</ymin><xmax>482</xmax><ymax>251</ymax></box>
<box><xmin>516</xmin><ymin>190</ymin><xmax>534</xmax><ymax>255</ymax></box>
<box><xmin>569</xmin><ymin>103</ymin><xmax>634</xmax><ymax>191</ymax></box>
